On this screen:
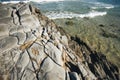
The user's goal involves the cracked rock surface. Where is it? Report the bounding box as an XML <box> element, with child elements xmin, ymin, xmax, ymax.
<box><xmin>0</xmin><ymin>3</ymin><xmax>119</xmax><ymax>80</ymax></box>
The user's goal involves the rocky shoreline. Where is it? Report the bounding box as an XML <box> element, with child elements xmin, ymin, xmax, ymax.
<box><xmin>0</xmin><ymin>3</ymin><xmax>119</xmax><ymax>80</ymax></box>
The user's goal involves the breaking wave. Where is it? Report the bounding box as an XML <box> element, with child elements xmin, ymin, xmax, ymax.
<box><xmin>1</xmin><ymin>0</ymin><xmax>65</xmax><ymax>4</ymax></box>
<box><xmin>91</xmin><ymin>5</ymin><xmax>114</xmax><ymax>9</ymax></box>
<box><xmin>91</xmin><ymin>2</ymin><xmax>114</xmax><ymax>9</ymax></box>
<box><xmin>45</xmin><ymin>11</ymin><xmax>107</xmax><ymax>19</ymax></box>
<box><xmin>30</xmin><ymin>0</ymin><xmax>65</xmax><ymax>3</ymax></box>
<box><xmin>1</xmin><ymin>1</ymin><xmax>29</xmax><ymax>4</ymax></box>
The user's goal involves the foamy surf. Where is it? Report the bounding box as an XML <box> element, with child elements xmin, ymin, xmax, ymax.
<box><xmin>91</xmin><ymin>6</ymin><xmax>114</xmax><ymax>9</ymax></box>
<box><xmin>91</xmin><ymin>2</ymin><xmax>114</xmax><ymax>10</ymax></box>
<box><xmin>45</xmin><ymin>11</ymin><xmax>107</xmax><ymax>19</ymax></box>
<box><xmin>2</xmin><ymin>1</ymin><xmax>29</xmax><ymax>4</ymax></box>
<box><xmin>1</xmin><ymin>0</ymin><xmax>65</xmax><ymax>4</ymax></box>
<box><xmin>30</xmin><ymin>0</ymin><xmax>64</xmax><ymax>3</ymax></box>
<box><xmin>105</xmin><ymin>6</ymin><xmax>114</xmax><ymax>9</ymax></box>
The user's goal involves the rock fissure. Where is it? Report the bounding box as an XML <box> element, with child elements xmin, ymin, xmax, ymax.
<box><xmin>26</xmin><ymin>49</ymin><xmax>39</xmax><ymax>80</ymax></box>
<box><xmin>11</xmin><ymin>9</ymin><xmax>16</xmax><ymax>25</ymax></box>
<box><xmin>15</xmin><ymin>10</ymin><xmax>22</xmax><ymax>25</ymax></box>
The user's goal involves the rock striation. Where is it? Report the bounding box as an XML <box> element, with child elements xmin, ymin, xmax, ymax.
<box><xmin>0</xmin><ymin>3</ymin><xmax>119</xmax><ymax>80</ymax></box>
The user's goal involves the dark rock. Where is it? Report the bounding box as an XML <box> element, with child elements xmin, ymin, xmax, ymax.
<box><xmin>99</xmin><ymin>24</ymin><xmax>104</xmax><ymax>27</ymax></box>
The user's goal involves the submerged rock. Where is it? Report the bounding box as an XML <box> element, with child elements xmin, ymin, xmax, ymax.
<box><xmin>0</xmin><ymin>3</ymin><xmax>119</xmax><ymax>80</ymax></box>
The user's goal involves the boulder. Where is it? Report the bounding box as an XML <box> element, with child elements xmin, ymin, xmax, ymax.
<box><xmin>69</xmin><ymin>72</ymin><xmax>80</xmax><ymax>80</ymax></box>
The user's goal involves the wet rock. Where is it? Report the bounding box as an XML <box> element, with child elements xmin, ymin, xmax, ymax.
<box><xmin>66</xmin><ymin>71</ymin><xmax>71</xmax><ymax>80</ymax></box>
<box><xmin>69</xmin><ymin>72</ymin><xmax>80</xmax><ymax>80</ymax></box>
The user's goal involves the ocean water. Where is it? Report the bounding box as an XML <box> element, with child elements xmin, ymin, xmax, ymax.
<box><xmin>31</xmin><ymin>0</ymin><xmax>120</xmax><ymax>19</ymax></box>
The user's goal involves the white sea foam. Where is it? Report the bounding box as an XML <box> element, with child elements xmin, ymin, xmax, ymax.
<box><xmin>91</xmin><ymin>5</ymin><xmax>114</xmax><ymax>10</ymax></box>
<box><xmin>105</xmin><ymin>6</ymin><xmax>114</xmax><ymax>9</ymax></box>
<box><xmin>45</xmin><ymin>11</ymin><xmax>107</xmax><ymax>19</ymax></box>
<box><xmin>30</xmin><ymin>0</ymin><xmax>64</xmax><ymax>3</ymax></box>
<box><xmin>91</xmin><ymin>2</ymin><xmax>114</xmax><ymax>9</ymax></box>
<box><xmin>2</xmin><ymin>1</ymin><xmax>29</xmax><ymax>4</ymax></box>
<box><xmin>1</xmin><ymin>0</ymin><xmax>64</xmax><ymax>4</ymax></box>
<box><xmin>91</xmin><ymin>7</ymin><xmax>98</xmax><ymax>9</ymax></box>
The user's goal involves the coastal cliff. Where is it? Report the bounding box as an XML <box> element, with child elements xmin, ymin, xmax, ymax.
<box><xmin>0</xmin><ymin>3</ymin><xmax>119</xmax><ymax>80</ymax></box>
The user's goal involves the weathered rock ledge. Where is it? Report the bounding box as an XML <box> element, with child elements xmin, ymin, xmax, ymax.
<box><xmin>0</xmin><ymin>3</ymin><xmax>119</xmax><ymax>80</ymax></box>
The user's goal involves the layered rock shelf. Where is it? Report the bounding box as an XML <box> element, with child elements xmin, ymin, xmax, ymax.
<box><xmin>0</xmin><ymin>3</ymin><xmax>119</xmax><ymax>80</ymax></box>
